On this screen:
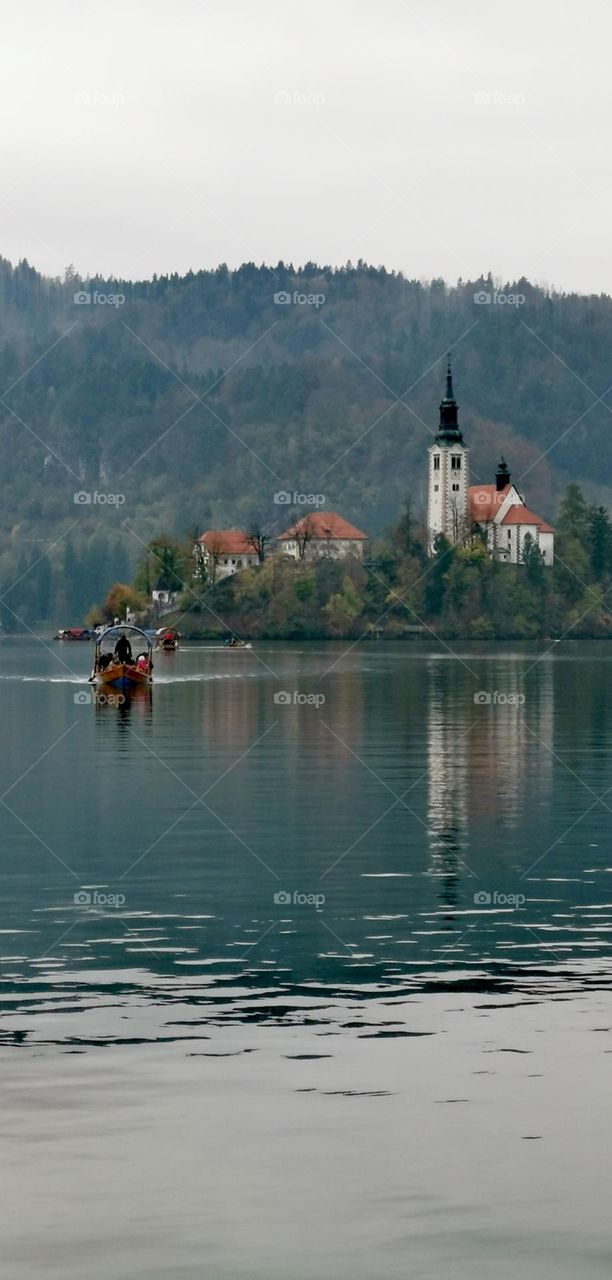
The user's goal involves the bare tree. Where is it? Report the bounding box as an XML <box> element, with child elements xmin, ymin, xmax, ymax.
<box><xmin>292</xmin><ymin>513</ymin><xmax>314</xmax><ymax>561</ymax></box>
<box><xmin>200</xmin><ymin>534</ymin><xmax>226</xmax><ymax>585</ymax></box>
<box><xmin>245</xmin><ymin>522</ymin><xmax>271</xmax><ymax>564</ymax></box>
<box><xmin>449</xmin><ymin>498</ymin><xmax>470</xmax><ymax>548</ymax></box>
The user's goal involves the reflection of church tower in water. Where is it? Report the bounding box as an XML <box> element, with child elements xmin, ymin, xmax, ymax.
<box><xmin>425</xmin><ymin>664</ymin><xmax>469</xmax><ymax>907</ymax></box>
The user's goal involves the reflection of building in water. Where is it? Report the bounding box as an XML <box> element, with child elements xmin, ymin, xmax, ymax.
<box><xmin>467</xmin><ymin>661</ymin><xmax>554</xmax><ymax>827</ymax></box>
<box><xmin>425</xmin><ymin>659</ymin><xmax>554</xmax><ymax>896</ymax></box>
<box><xmin>426</xmin><ymin>676</ymin><xmax>468</xmax><ymax>908</ymax></box>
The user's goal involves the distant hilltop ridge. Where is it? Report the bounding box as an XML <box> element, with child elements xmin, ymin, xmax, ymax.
<box><xmin>2</xmin><ymin>255</ymin><xmax>609</xmax><ymax>298</ymax></box>
<box><xmin>0</xmin><ymin>257</ymin><xmax>610</xmax><ymax>577</ymax></box>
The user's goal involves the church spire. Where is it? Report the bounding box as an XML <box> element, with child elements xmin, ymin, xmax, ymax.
<box><xmin>496</xmin><ymin>456</ymin><xmax>511</xmax><ymax>491</ymax></box>
<box><xmin>436</xmin><ymin>354</ymin><xmax>463</xmax><ymax>443</ymax></box>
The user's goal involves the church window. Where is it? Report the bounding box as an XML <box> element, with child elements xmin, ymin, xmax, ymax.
<box><xmin>433</xmin><ymin>455</ymin><xmax>440</xmax><ymax>470</ymax></box>
<box><xmin>451</xmin><ymin>455</ymin><xmax>461</xmax><ymax>470</ymax></box>
<box><xmin>451</xmin><ymin>483</ymin><xmax>459</xmax><ymax>491</ymax></box>
<box><xmin>434</xmin><ymin>484</ymin><xmax>439</xmax><ymax>491</ymax></box>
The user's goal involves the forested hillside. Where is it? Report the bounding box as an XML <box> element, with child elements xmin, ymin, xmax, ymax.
<box><xmin>2</xmin><ymin>256</ymin><xmax>612</xmax><ymax>624</ymax></box>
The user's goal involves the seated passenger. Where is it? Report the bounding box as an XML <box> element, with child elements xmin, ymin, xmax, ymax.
<box><xmin>136</xmin><ymin>653</ymin><xmax>149</xmax><ymax>672</ymax></box>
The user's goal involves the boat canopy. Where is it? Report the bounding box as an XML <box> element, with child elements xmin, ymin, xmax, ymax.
<box><xmin>95</xmin><ymin>624</ymin><xmax>153</xmax><ymax>654</ymax></box>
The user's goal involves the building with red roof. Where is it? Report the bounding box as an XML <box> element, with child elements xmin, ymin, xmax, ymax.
<box><xmin>277</xmin><ymin>511</ymin><xmax>367</xmax><ymax>561</ymax></box>
<box><xmin>426</xmin><ymin>363</ymin><xmax>554</xmax><ymax>564</ymax></box>
<box><xmin>467</xmin><ymin>458</ymin><xmax>554</xmax><ymax>565</ymax></box>
<box><xmin>196</xmin><ymin>530</ymin><xmax>260</xmax><ymax>581</ymax></box>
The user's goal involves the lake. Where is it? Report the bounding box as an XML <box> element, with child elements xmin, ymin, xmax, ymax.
<box><xmin>1</xmin><ymin>637</ymin><xmax>611</xmax><ymax>1278</ymax></box>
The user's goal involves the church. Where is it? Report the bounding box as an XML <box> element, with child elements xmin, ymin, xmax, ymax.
<box><xmin>426</xmin><ymin>360</ymin><xmax>554</xmax><ymax>565</ymax></box>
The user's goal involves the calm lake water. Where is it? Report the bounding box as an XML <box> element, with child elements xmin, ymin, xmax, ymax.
<box><xmin>1</xmin><ymin>637</ymin><xmax>612</xmax><ymax>1278</ymax></box>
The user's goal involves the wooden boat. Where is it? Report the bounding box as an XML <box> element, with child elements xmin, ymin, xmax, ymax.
<box><xmin>91</xmin><ymin>624</ymin><xmax>153</xmax><ymax>690</ymax></box>
<box><xmin>155</xmin><ymin>626</ymin><xmax>179</xmax><ymax>651</ymax></box>
<box><xmin>223</xmin><ymin>637</ymin><xmax>252</xmax><ymax>649</ymax></box>
<box><xmin>55</xmin><ymin>627</ymin><xmax>94</xmax><ymax>641</ymax></box>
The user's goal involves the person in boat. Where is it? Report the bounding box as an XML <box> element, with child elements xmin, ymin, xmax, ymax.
<box><xmin>114</xmin><ymin>634</ymin><xmax>133</xmax><ymax>664</ymax></box>
<box><xmin>136</xmin><ymin>652</ymin><xmax>149</xmax><ymax>673</ymax></box>
<box><xmin>98</xmin><ymin>652</ymin><xmax>113</xmax><ymax>671</ymax></box>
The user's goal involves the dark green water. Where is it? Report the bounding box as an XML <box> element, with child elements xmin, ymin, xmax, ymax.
<box><xmin>1</xmin><ymin>639</ymin><xmax>611</xmax><ymax>1277</ymax></box>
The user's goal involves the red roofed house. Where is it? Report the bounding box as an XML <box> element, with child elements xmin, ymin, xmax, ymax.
<box><xmin>196</xmin><ymin>530</ymin><xmax>260</xmax><ymax>581</ymax></box>
<box><xmin>427</xmin><ymin>360</ymin><xmax>554</xmax><ymax>565</ymax></box>
<box><xmin>468</xmin><ymin>457</ymin><xmax>554</xmax><ymax>565</ymax></box>
<box><xmin>277</xmin><ymin>511</ymin><xmax>367</xmax><ymax>561</ymax></box>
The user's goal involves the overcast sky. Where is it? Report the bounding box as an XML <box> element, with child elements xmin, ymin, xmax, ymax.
<box><xmin>1</xmin><ymin>0</ymin><xmax>609</xmax><ymax>292</ymax></box>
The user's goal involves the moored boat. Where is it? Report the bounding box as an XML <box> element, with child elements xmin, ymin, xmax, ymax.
<box><xmin>55</xmin><ymin>627</ymin><xmax>95</xmax><ymax>641</ymax></box>
<box><xmin>91</xmin><ymin>624</ymin><xmax>153</xmax><ymax>690</ymax></box>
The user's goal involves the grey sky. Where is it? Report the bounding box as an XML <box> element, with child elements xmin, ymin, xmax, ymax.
<box><xmin>1</xmin><ymin>0</ymin><xmax>609</xmax><ymax>291</ymax></box>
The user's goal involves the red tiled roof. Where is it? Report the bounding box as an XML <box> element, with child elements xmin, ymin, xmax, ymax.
<box><xmin>500</xmin><ymin>505</ymin><xmax>553</xmax><ymax>530</ymax></box>
<box><xmin>277</xmin><ymin>511</ymin><xmax>367</xmax><ymax>541</ymax></box>
<box><xmin>199</xmin><ymin>530</ymin><xmax>255</xmax><ymax>555</ymax></box>
<box><xmin>468</xmin><ymin>484</ymin><xmax>510</xmax><ymax>522</ymax></box>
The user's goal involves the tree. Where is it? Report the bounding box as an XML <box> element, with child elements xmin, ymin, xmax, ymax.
<box><xmin>292</xmin><ymin>514</ymin><xmax>314</xmax><ymax>561</ymax></box>
<box><xmin>245</xmin><ymin>521</ymin><xmax>271</xmax><ymax>564</ymax></box>
<box><xmin>134</xmin><ymin>536</ymin><xmax>187</xmax><ymax>595</ymax></box>
<box><xmin>102</xmin><ymin>582</ymin><xmax>146</xmax><ymax>623</ymax></box>
<box><xmin>558</xmin><ymin>484</ymin><xmax>589</xmax><ymax>544</ymax></box>
<box><xmin>521</xmin><ymin>532</ymin><xmax>546</xmax><ymax>588</ymax></box>
<box><xmin>424</xmin><ymin>534</ymin><xmax>454</xmax><ymax>615</ymax></box>
<box><xmin>393</xmin><ymin>501</ymin><xmax>418</xmax><ymax>556</ymax></box>
<box><xmin>198</xmin><ymin>534</ymin><xmax>225</xmax><ymax>586</ymax></box>
<box><xmin>587</xmin><ymin>506</ymin><xmax>612</xmax><ymax>580</ymax></box>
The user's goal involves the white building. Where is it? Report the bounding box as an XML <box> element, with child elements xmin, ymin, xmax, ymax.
<box><xmin>152</xmin><ymin>589</ymin><xmax>178</xmax><ymax>607</ymax></box>
<box><xmin>277</xmin><ymin>511</ymin><xmax>367</xmax><ymax>561</ymax></box>
<box><xmin>196</xmin><ymin>530</ymin><xmax>260</xmax><ymax>580</ymax></box>
<box><xmin>427</xmin><ymin>359</ymin><xmax>469</xmax><ymax>553</ymax></box>
<box><xmin>468</xmin><ymin>460</ymin><xmax>554</xmax><ymax>565</ymax></box>
<box><xmin>427</xmin><ymin>361</ymin><xmax>554</xmax><ymax>565</ymax></box>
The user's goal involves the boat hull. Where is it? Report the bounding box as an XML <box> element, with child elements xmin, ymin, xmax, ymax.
<box><xmin>94</xmin><ymin>664</ymin><xmax>151</xmax><ymax>690</ymax></box>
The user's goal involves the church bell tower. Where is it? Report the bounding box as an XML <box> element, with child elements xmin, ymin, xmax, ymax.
<box><xmin>427</xmin><ymin>357</ymin><xmax>469</xmax><ymax>553</ymax></box>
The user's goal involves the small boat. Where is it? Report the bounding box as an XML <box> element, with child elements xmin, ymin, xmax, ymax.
<box><xmin>55</xmin><ymin>627</ymin><xmax>94</xmax><ymax>641</ymax></box>
<box><xmin>155</xmin><ymin>626</ymin><xmax>180</xmax><ymax>652</ymax></box>
<box><xmin>223</xmin><ymin>637</ymin><xmax>252</xmax><ymax>649</ymax></box>
<box><xmin>91</xmin><ymin>624</ymin><xmax>153</xmax><ymax>691</ymax></box>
